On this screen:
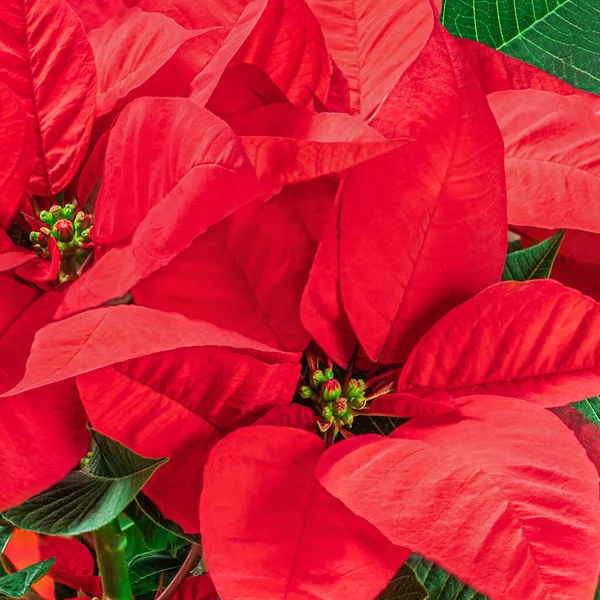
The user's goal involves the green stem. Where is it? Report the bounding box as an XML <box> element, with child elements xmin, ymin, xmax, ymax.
<box><xmin>93</xmin><ymin>521</ymin><xmax>133</xmax><ymax>600</ymax></box>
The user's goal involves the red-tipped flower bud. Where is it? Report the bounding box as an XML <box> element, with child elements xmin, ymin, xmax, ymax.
<box><xmin>321</xmin><ymin>379</ymin><xmax>341</xmax><ymax>402</ymax></box>
<box><xmin>332</xmin><ymin>398</ymin><xmax>348</xmax><ymax>417</ymax></box>
<box><xmin>74</xmin><ymin>211</ymin><xmax>93</xmax><ymax>232</ymax></box>
<box><xmin>344</xmin><ymin>378</ymin><xmax>365</xmax><ymax>399</ymax></box>
<box><xmin>53</xmin><ymin>219</ymin><xmax>74</xmax><ymax>242</ymax></box>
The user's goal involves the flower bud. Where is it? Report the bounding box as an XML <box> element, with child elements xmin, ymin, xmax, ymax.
<box><xmin>39</xmin><ymin>210</ymin><xmax>53</xmax><ymax>226</ymax></box>
<box><xmin>349</xmin><ymin>396</ymin><xmax>367</xmax><ymax>410</ymax></box>
<box><xmin>74</xmin><ymin>211</ymin><xmax>93</xmax><ymax>232</ymax></box>
<box><xmin>310</xmin><ymin>370</ymin><xmax>326</xmax><ymax>387</ymax></box>
<box><xmin>340</xmin><ymin>412</ymin><xmax>354</xmax><ymax>427</ymax></box>
<box><xmin>321</xmin><ymin>405</ymin><xmax>333</xmax><ymax>419</ymax></box>
<box><xmin>53</xmin><ymin>218</ymin><xmax>74</xmax><ymax>242</ymax></box>
<box><xmin>62</xmin><ymin>203</ymin><xmax>76</xmax><ymax>220</ymax></box>
<box><xmin>299</xmin><ymin>385</ymin><xmax>314</xmax><ymax>399</ymax></box>
<box><xmin>321</xmin><ymin>379</ymin><xmax>341</xmax><ymax>402</ymax></box>
<box><xmin>332</xmin><ymin>398</ymin><xmax>348</xmax><ymax>417</ymax></box>
<box><xmin>40</xmin><ymin>226</ymin><xmax>51</xmax><ymax>236</ymax></box>
<box><xmin>344</xmin><ymin>378</ymin><xmax>365</xmax><ymax>399</ymax></box>
<box><xmin>49</xmin><ymin>205</ymin><xmax>64</xmax><ymax>222</ymax></box>
<box><xmin>323</xmin><ymin>368</ymin><xmax>334</xmax><ymax>380</ymax></box>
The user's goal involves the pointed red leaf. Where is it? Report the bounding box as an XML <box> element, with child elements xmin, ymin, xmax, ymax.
<box><xmin>317</xmin><ymin>396</ymin><xmax>600</xmax><ymax>600</ymax></box>
<box><xmin>0</xmin><ymin>276</ymin><xmax>38</xmax><ymax>337</ymax></box>
<box><xmin>0</xmin><ymin>0</ymin><xmax>96</xmax><ymax>194</ymax></box>
<box><xmin>133</xmin><ymin>182</ymin><xmax>333</xmax><ymax>352</ymax></box>
<box><xmin>4</xmin><ymin>304</ymin><xmax>299</xmax><ymax>397</ymax></box>
<box><xmin>201</xmin><ymin>426</ymin><xmax>408</xmax><ymax>599</ymax></box>
<box><xmin>306</xmin><ymin>0</ymin><xmax>433</xmax><ymax>115</ymax></box>
<box><xmin>65</xmin><ymin>0</ymin><xmax>128</xmax><ymax>31</ymax></box>
<box><xmin>339</xmin><ymin>23</ymin><xmax>507</xmax><ymax>364</ymax></box>
<box><xmin>254</xmin><ymin>404</ymin><xmax>316</xmax><ymax>430</ymax></box>
<box><xmin>15</xmin><ymin>236</ymin><xmax>60</xmax><ymax>284</ymax></box>
<box><xmin>233</xmin><ymin>0</ymin><xmax>331</xmax><ymax>106</ymax></box>
<box><xmin>78</xmin><ymin>343</ymin><xmax>299</xmax><ymax>531</ymax></box>
<box><xmin>399</xmin><ymin>279</ymin><xmax>600</xmax><ymax>406</ymax></box>
<box><xmin>228</xmin><ymin>103</ymin><xmax>407</xmax><ymax>186</ymax></box>
<box><xmin>489</xmin><ymin>90</ymin><xmax>600</xmax><ymax>233</ymax></box>
<box><xmin>89</xmin><ymin>8</ymin><xmax>214</xmax><ymax>116</ymax></box>
<box><xmin>56</xmin><ymin>97</ymin><xmax>265</xmax><ymax>318</ymax></box>
<box><xmin>172</xmin><ymin>575</ymin><xmax>218</xmax><ymax>600</ymax></box>
<box><xmin>301</xmin><ymin>192</ymin><xmax>357</xmax><ymax>366</ymax></box>
<box><xmin>0</xmin><ymin>81</ymin><xmax>35</xmax><ymax>229</ymax></box>
<box><xmin>0</xmin><ymin>292</ymin><xmax>89</xmax><ymax>512</ymax></box>
<box><xmin>365</xmin><ymin>392</ymin><xmax>457</xmax><ymax>418</ymax></box>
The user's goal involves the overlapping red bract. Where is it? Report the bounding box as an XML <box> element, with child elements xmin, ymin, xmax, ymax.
<box><xmin>0</xmin><ymin>0</ymin><xmax>599</xmax><ymax>599</ymax></box>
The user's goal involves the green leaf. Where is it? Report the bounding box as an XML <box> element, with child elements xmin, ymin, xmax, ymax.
<box><xmin>127</xmin><ymin>493</ymin><xmax>198</xmax><ymax>548</ymax></box>
<box><xmin>0</xmin><ymin>527</ymin><xmax>12</xmax><ymax>555</ymax></box>
<box><xmin>441</xmin><ymin>0</ymin><xmax>600</xmax><ymax>95</ymax></box>
<box><xmin>0</xmin><ymin>559</ymin><xmax>55</xmax><ymax>598</ymax></box>
<box><xmin>377</xmin><ymin>563</ymin><xmax>429</xmax><ymax>599</ymax></box>
<box><xmin>3</xmin><ymin>430</ymin><xmax>167</xmax><ymax>536</ymax></box>
<box><xmin>128</xmin><ymin>549</ymin><xmax>186</xmax><ymax>596</ymax></box>
<box><xmin>408</xmin><ymin>555</ymin><xmax>488</xmax><ymax>600</ymax></box>
<box><xmin>118</xmin><ymin>514</ymin><xmax>147</xmax><ymax>561</ymax></box>
<box><xmin>502</xmin><ymin>230</ymin><xmax>565</xmax><ymax>281</ymax></box>
<box><xmin>572</xmin><ymin>396</ymin><xmax>600</xmax><ymax>425</ymax></box>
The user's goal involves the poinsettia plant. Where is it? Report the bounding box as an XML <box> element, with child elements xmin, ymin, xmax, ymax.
<box><xmin>0</xmin><ymin>0</ymin><xmax>599</xmax><ymax>599</ymax></box>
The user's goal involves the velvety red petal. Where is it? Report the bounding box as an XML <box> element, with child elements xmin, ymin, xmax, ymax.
<box><xmin>307</xmin><ymin>0</ymin><xmax>433</xmax><ymax>116</ymax></box>
<box><xmin>0</xmin><ymin>0</ymin><xmax>96</xmax><ymax>194</ymax></box>
<box><xmin>399</xmin><ymin>279</ymin><xmax>600</xmax><ymax>406</ymax></box>
<box><xmin>317</xmin><ymin>396</ymin><xmax>600</xmax><ymax>599</ymax></box>
<box><xmin>339</xmin><ymin>22</ymin><xmax>506</xmax><ymax>364</ymax></box>
<box><xmin>490</xmin><ymin>90</ymin><xmax>600</xmax><ymax>233</ymax></box>
<box><xmin>201</xmin><ymin>426</ymin><xmax>409</xmax><ymax>599</ymax></box>
<box><xmin>77</xmin><ymin>346</ymin><xmax>299</xmax><ymax>531</ymax></box>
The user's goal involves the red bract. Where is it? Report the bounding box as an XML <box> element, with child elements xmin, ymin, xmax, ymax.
<box><xmin>3</xmin><ymin>305</ymin><xmax>300</xmax><ymax>531</ymax></box>
<box><xmin>317</xmin><ymin>397</ymin><xmax>600</xmax><ymax>599</ymax></box>
<box><xmin>0</xmin><ymin>80</ymin><xmax>35</xmax><ymax>229</ymax></box>
<box><xmin>0</xmin><ymin>282</ymin><xmax>88</xmax><ymax>512</ymax></box>
<box><xmin>0</xmin><ymin>0</ymin><xmax>96</xmax><ymax>195</ymax></box>
<box><xmin>201</xmin><ymin>426</ymin><xmax>408</xmax><ymax>599</ymax></box>
<box><xmin>490</xmin><ymin>90</ymin><xmax>600</xmax><ymax>233</ymax></box>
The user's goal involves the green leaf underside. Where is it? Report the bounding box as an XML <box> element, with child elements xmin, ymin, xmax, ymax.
<box><xmin>502</xmin><ymin>230</ymin><xmax>565</xmax><ymax>281</ymax></box>
<box><xmin>441</xmin><ymin>0</ymin><xmax>600</xmax><ymax>95</ymax></box>
<box><xmin>0</xmin><ymin>528</ymin><xmax>12</xmax><ymax>555</ymax></box>
<box><xmin>3</xmin><ymin>430</ymin><xmax>167</xmax><ymax>536</ymax></box>
<box><xmin>377</xmin><ymin>563</ymin><xmax>429</xmax><ymax>599</ymax></box>
<box><xmin>0</xmin><ymin>559</ymin><xmax>55</xmax><ymax>598</ymax></box>
<box><xmin>128</xmin><ymin>549</ymin><xmax>186</xmax><ymax>596</ymax></box>
<box><xmin>573</xmin><ymin>396</ymin><xmax>600</xmax><ymax>426</ymax></box>
<box><xmin>408</xmin><ymin>555</ymin><xmax>488</xmax><ymax>600</ymax></box>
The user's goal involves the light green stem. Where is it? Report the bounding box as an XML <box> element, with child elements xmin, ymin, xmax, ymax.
<box><xmin>93</xmin><ymin>521</ymin><xmax>133</xmax><ymax>600</ymax></box>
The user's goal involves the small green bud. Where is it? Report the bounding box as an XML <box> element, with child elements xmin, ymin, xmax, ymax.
<box><xmin>321</xmin><ymin>405</ymin><xmax>333</xmax><ymax>419</ymax></box>
<box><xmin>340</xmin><ymin>412</ymin><xmax>354</xmax><ymax>427</ymax></box>
<box><xmin>310</xmin><ymin>370</ymin><xmax>327</xmax><ymax>387</ymax></box>
<box><xmin>299</xmin><ymin>385</ymin><xmax>314</xmax><ymax>399</ymax></box>
<box><xmin>344</xmin><ymin>378</ymin><xmax>365</xmax><ymax>399</ymax></box>
<box><xmin>323</xmin><ymin>368</ymin><xmax>334</xmax><ymax>380</ymax></box>
<box><xmin>321</xmin><ymin>379</ymin><xmax>341</xmax><ymax>402</ymax></box>
<box><xmin>332</xmin><ymin>398</ymin><xmax>348</xmax><ymax>417</ymax></box>
<box><xmin>349</xmin><ymin>395</ymin><xmax>367</xmax><ymax>410</ymax></box>
<box><xmin>30</xmin><ymin>231</ymin><xmax>40</xmax><ymax>243</ymax></box>
<box><xmin>39</xmin><ymin>210</ymin><xmax>53</xmax><ymax>226</ymax></box>
<box><xmin>49</xmin><ymin>205</ymin><xmax>64</xmax><ymax>222</ymax></box>
<box><xmin>62</xmin><ymin>203</ymin><xmax>76</xmax><ymax>220</ymax></box>
<box><xmin>74</xmin><ymin>211</ymin><xmax>93</xmax><ymax>232</ymax></box>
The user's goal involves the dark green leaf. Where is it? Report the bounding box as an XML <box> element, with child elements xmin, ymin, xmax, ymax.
<box><xmin>0</xmin><ymin>528</ymin><xmax>12</xmax><ymax>555</ymax></box>
<box><xmin>408</xmin><ymin>555</ymin><xmax>488</xmax><ymax>600</ymax></box>
<box><xmin>377</xmin><ymin>563</ymin><xmax>428</xmax><ymax>599</ymax></box>
<box><xmin>441</xmin><ymin>0</ymin><xmax>600</xmax><ymax>95</ymax></box>
<box><xmin>502</xmin><ymin>230</ymin><xmax>564</xmax><ymax>281</ymax></box>
<box><xmin>0</xmin><ymin>559</ymin><xmax>55</xmax><ymax>598</ymax></box>
<box><xmin>573</xmin><ymin>396</ymin><xmax>600</xmax><ymax>426</ymax></box>
<box><xmin>127</xmin><ymin>493</ymin><xmax>198</xmax><ymax>547</ymax></box>
<box><xmin>3</xmin><ymin>430</ymin><xmax>167</xmax><ymax>536</ymax></box>
<box><xmin>118</xmin><ymin>514</ymin><xmax>147</xmax><ymax>561</ymax></box>
<box><xmin>128</xmin><ymin>549</ymin><xmax>186</xmax><ymax>596</ymax></box>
